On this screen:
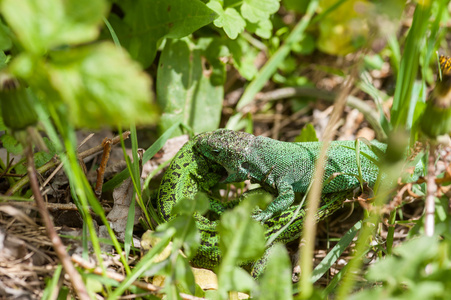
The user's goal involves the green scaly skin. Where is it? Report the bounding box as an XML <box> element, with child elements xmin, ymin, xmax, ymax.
<box><xmin>157</xmin><ymin>138</ymin><xmax>352</xmax><ymax>276</ymax></box>
<box><xmin>194</xmin><ymin>129</ymin><xmax>387</xmax><ymax>222</ymax></box>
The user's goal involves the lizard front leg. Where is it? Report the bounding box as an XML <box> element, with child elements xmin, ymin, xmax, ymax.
<box><xmin>253</xmin><ymin>181</ymin><xmax>295</xmax><ymax>222</ymax></box>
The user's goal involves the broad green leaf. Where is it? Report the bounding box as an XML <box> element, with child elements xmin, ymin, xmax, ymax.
<box><xmin>216</xmin><ymin>192</ymin><xmax>268</xmax><ymax>298</ymax></box>
<box><xmin>0</xmin><ymin>19</ymin><xmax>12</xmax><ymax>51</ymax></box>
<box><xmin>0</xmin><ymin>107</ymin><xmax>5</xmax><ymax>130</ymax></box>
<box><xmin>227</xmin><ymin>38</ymin><xmax>258</xmax><ymax>80</ymax></box>
<box><xmin>294</xmin><ymin>123</ymin><xmax>318</xmax><ymax>142</ymax></box>
<box><xmin>219</xmin><ymin>210</ymin><xmax>265</xmax><ymax>262</ymax></box>
<box><xmin>366</xmin><ymin>236</ymin><xmax>438</xmax><ymax>284</ymax></box>
<box><xmin>207</xmin><ymin>1</ymin><xmax>245</xmax><ymax>39</ymax></box>
<box><xmin>218</xmin><ymin>191</ymin><xmax>268</xmax><ymax>263</ymax></box>
<box><xmin>172</xmin><ymin>194</ymin><xmax>210</xmax><ymax>217</ymax></box>
<box><xmin>229</xmin><ymin>267</ymin><xmax>256</xmax><ymax>293</ymax></box>
<box><xmin>0</xmin><ymin>0</ymin><xmax>107</xmax><ymax>54</ymax></box>
<box><xmin>217</xmin><ymin>266</ymin><xmax>256</xmax><ymax>299</ymax></box>
<box><xmin>241</xmin><ymin>0</ymin><xmax>280</xmax><ymax>23</ymax></box>
<box><xmin>10</xmin><ymin>42</ymin><xmax>158</xmax><ymax>128</ymax></box>
<box><xmin>257</xmin><ymin>245</ymin><xmax>292</xmax><ymax>300</ymax></box>
<box><xmin>175</xmin><ymin>255</ymin><xmax>197</xmax><ymax>296</ymax></box>
<box><xmin>0</xmin><ymin>134</ymin><xmax>23</xmax><ymax>154</ymax></box>
<box><xmin>159</xmin><ymin>214</ymin><xmax>200</xmax><ymax>259</ymax></box>
<box><xmin>350</xmin><ymin>237</ymin><xmax>451</xmax><ymax>299</ymax></box>
<box><xmin>157</xmin><ymin>38</ymin><xmax>223</xmax><ymax>136</ymax></box>
<box><xmin>246</xmin><ymin>19</ymin><xmax>273</xmax><ymax>39</ymax></box>
<box><xmin>34</xmin><ymin>151</ymin><xmax>53</xmax><ymax>168</ymax></box>
<box><xmin>112</xmin><ymin>0</ymin><xmax>217</xmax><ymax>67</ymax></box>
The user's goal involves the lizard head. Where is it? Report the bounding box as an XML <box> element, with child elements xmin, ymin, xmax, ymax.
<box><xmin>193</xmin><ymin>129</ymin><xmax>254</xmax><ymax>182</ymax></box>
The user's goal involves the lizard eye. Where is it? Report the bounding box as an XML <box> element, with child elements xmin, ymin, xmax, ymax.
<box><xmin>241</xmin><ymin>162</ymin><xmax>249</xmax><ymax>170</ymax></box>
<box><xmin>212</xmin><ymin>149</ymin><xmax>220</xmax><ymax>156</ymax></box>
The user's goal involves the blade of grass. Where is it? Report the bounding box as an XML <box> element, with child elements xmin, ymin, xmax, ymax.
<box><xmin>390</xmin><ymin>1</ymin><xmax>432</xmax><ymax>129</ymax></box>
<box><xmin>291</xmin><ymin>221</ymin><xmax>362</xmax><ymax>295</ymax></box>
<box><xmin>44</xmin><ymin>104</ymin><xmax>132</xmax><ymax>280</ymax></box>
<box><xmin>311</xmin><ymin>221</ymin><xmax>362</xmax><ymax>283</ymax></box>
<box><xmin>102</xmin><ymin>121</ymin><xmax>181</xmax><ymax>191</ymax></box>
<box><xmin>386</xmin><ymin>209</ymin><xmax>397</xmax><ymax>254</ymax></box>
<box><xmin>42</xmin><ymin>264</ymin><xmax>63</xmax><ymax>300</ymax></box>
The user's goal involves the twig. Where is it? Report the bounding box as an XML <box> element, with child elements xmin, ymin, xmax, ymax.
<box><xmin>1</xmin><ymin>173</ymin><xmax>24</xmax><ymax>178</ymax></box>
<box><xmin>95</xmin><ymin>138</ymin><xmax>113</xmax><ymax>199</ymax></box>
<box><xmin>78</xmin><ymin>131</ymin><xmax>130</xmax><ymax>159</ymax></box>
<box><xmin>7</xmin><ymin>201</ymin><xmax>112</xmax><ymax>213</ymax></box>
<box><xmin>26</xmin><ymin>145</ymin><xmax>90</xmax><ymax>300</ymax></box>
<box><xmin>6</xmin><ymin>131</ymin><xmax>130</xmax><ymax>196</ymax></box>
<box><xmin>0</xmin><ymin>156</ymin><xmax>15</xmax><ymax>179</ymax></box>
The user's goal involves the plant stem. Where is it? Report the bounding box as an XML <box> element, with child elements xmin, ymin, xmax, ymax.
<box><xmin>26</xmin><ymin>144</ymin><xmax>90</xmax><ymax>300</ymax></box>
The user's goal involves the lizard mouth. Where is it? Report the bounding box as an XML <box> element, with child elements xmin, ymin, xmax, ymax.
<box><xmin>215</xmin><ymin>164</ymin><xmax>228</xmax><ymax>182</ymax></box>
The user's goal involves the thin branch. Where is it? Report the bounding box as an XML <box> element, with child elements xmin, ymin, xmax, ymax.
<box><xmin>26</xmin><ymin>144</ymin><xmax>90</xmax><ymax>300</ymax></box>
<box><xmin>6</xmin><ymin>131</ymin><xmax>130</xmax><ymax>196</ymax></box>
<box><xmin>7</xmin><ymin>201</ymin><xmax>112</xmax><ymax>213</ymax></box>
<box><xmin>95</xmin><ymin>138</ymin><xmax>113</xmax><ymax>199</ymax></box>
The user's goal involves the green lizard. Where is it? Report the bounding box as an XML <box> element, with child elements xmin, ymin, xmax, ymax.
<box><xmin>156</xmin><ymin>138</ymin><xmax>350</xmax><ymax>276</ymax></box>
<box><xmin>157</xmin><ymin>130</ymin><xmax>422</xmax><ymax>276</ymax></box>
<box><xmin>194</xmin><ymin>129</ymin><xmax>388</xmax><ymax>222</ymax></box>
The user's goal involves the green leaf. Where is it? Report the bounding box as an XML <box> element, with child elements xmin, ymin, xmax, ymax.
<box><xmin>0</xmin><ymin>0</ymin><xmax>107</xmax><ymax>54</ymax></box>
<box><xmin>112</xmin><ymin>0</ymin><xmax>217</xmax><ymax>67</ymax></box>
<box><xmin>219</xmin><ymin>210</ymin><xmax>265</xmax><ymax>262</ymax></box>
<box><xmin>158</xmin><ymin>213</ymin><xmax>200</xmax><ymax>259</ymax></box>
<box><xmin>241</xmin><ymin>0</ymin><xmax>280</xmax><ymax>23</ymax></box>
<box><xmin>11</xmin><ymin>42</ymin><xmax>158</xmax><ymax>129</ymax></box>
<box><xmin>294</xmin><ymin>123</ymin><xmax>318</xmax><ymax>142</ymax></box>
<box><xmin>227</xmin><ymin>38</ymin><xmax>258</xmax><ymax>80</ymax></box>
<box><xmin>175</xmin><ymin>256</ymin><xmax>198</xmax><ymax>296</ymax></box>
<box><xmin>246</xmin><ymin>19</ymin><xmax>273</xmax><ymax>39</ymax></box>
<box><xmin>0</xmin><ymin>134</ymin><xmax>23</xmax><ymax>154</ymax></box>
<box><xmin>42</xmin><ymin>137</ymin><xmax>57</xmax><ymax>156</ymax></box>
<box><xmin>366</xmin><ymin>236</ymin><xmax>439</xmax><ymax>285</ymax></box>
<box><xmin>229</xmin><ymin>267</ymin><xmax>256</xmax><ymax>292</ymax></box>
<box><xmin>0</xmin><ymin>19</ymin><xmax>12</xmax><ymax>51</ymax></box>
<box><xmin>218</xmin><ymin>191</ymin><xmax>268</xmax><ymax>263</ymax></box>
<box><xmin>254</xmin><ymin>19</ymin><xmax>273</xmax><ymax>39</ymax></box>
<box><xmin>172</xmin><ymin>193</ymin><xmax>210</xmax><ymax>217</ymax></box>
<box><xmin>207</xmin><ymin>1</ymin><xmax>245</xmax><ymax>39</ymax></box>
<box><xmin>216</xmin><ymin>192</ymin><xmax>267</xmax><ymax>297</ymax></box>
<box><xmin>0</xmin><ymin>107</ymin><xmax>5</xmax><ymax>130</ymax></box>
<box><xmin>0</xmin><ymin>51</ymin><xmax>7</xmax><ymax>71</ymax></box>
<box><xmin>34</xmin><ymin>151</ymin><xmax>53</xmax><ymax>168</ymax></box>
<box><xmin>257</xmin><ymin>245</ymin><xmax>292</xmax><ymax>300</ymax></box>
<box><xmin>157</xmin><ymin>38</ymin><xmax>223</xmax><ymax>136</ymax></box>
